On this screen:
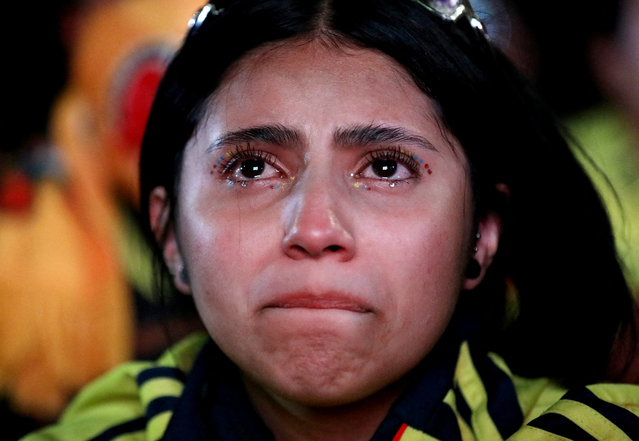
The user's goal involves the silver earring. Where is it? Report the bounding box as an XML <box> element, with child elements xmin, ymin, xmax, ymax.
<box><xmin>473</xmin><ymin>232</ymin><xmax>481</xmax><ymax>253</ymax></box>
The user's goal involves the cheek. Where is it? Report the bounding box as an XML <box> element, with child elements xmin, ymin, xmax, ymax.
<box><xmin>177</xmin><ymin>195</ymin><xmax>282</xmax><ymax>318</ymax></box>
<box><xmin>182</xmin><ymin>217</ymin><xmax>257</xmax><ymax>348</ymax></box>
<box><xmin>367</xmin><ymin>195</ymin><xmax>470</xmax><ymax>319</ymax></box>
<box><xmin>178</xmin><ymin>171</ymin><xmax>271</xmax><ymax>262</ymax></box>
<box><xmin>370</xmin><ymin>206</ymin><xmax>469</xmax><ymax>277</ymax></box>
<box><xmin>181</xmin><ymin>213</ymin><xmax>261</xmax><ymax>288</ymax></box>
<box><xmin>387</xmin><ymin>233</ymin><xmax>463</xmax><ymax>309</ymax></box>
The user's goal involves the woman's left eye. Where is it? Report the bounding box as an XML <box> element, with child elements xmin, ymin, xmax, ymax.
<box><xmin>357</xmin><ymin>150</ymin><xmax>419</xmax><ymax>181</ymax></box>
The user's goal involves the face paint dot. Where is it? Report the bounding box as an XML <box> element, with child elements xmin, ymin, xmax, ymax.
<box><xmin>428</xmin><ymin>170</ymin><xmax>432</xmax><ymax>175</ymax></box>
<box><xmin>389</xmin><ymin>182</ymin><xmax>396</xmax><ymax>188</ymax></box>
<box><xmin>420</xmin><ymin>159</ymin><xmax>424</xmax><ymax>163</ymax></box>
<box><xmin>241</xmin><ymin>182</ymin><xmax>247</xmax><ymax>188</ymax></box>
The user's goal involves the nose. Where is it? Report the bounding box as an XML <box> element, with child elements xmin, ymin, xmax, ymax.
<box><xmin>281</xmin><ymin>176</ymin><xmax>355</xmax><ymax>261</ymax></box>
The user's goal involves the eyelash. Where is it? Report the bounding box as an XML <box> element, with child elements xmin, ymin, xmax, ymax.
<box><xmin>359</xmin><ymin>147</ymin><xmax>422</xmax><ymax>178</ymax></box>
<box><xmin>217</xmin><ymin>144</ymin><xmax>279</xmax><ymax>179</ymax></box>
<box><xmin>215</xmin><ymin>144</ymin><xmax>424</xmax><ymax>187</ymax></box>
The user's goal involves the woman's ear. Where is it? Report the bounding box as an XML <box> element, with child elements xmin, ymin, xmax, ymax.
<box><xmin>149</xmin><ymin>186</ymin><xmax>192</xmax><ymax>294</ymax></box>
<box><xmin>463</xmin><ymin>184</ymin><xmax>507</xmax><ymax>290</ymax></box>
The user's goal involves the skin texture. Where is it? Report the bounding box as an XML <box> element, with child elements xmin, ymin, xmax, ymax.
<box><xmin>150</xmin><ymin>40</ymin><xmax>501</xmax><ymax>441</ymax></box>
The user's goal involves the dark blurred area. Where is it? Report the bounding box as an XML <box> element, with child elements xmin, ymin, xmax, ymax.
<box><xmin>502</xmin><ymin>0</ymin><xmax>622</xmax><ymax>115</ymax></box>
<box><xmin>1</xmin><ymin>1</ymin><xmax>203</xmax><ymax>439</ymax></box>
<box><xmin>0</xmin><ymin>0</ymin><xmax>80</xmax><ymax>152</ymax></box>
<box><xmin>499</xmin><ymin>0</ymin><xmax>639</xmax><ymax>382</ymax></box>
<box><xmin>1</xmin><ymin>2</ymin><xmax>76</xmax><ymax>156</ymax></box>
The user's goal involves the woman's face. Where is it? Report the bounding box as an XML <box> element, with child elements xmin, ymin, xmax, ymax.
<box><xmin>154</xmin><ymin>41</ymin><xmax>494</xmax><ymax>407</ymax></box>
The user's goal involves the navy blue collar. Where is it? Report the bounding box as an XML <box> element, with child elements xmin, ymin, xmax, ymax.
<box><xmin>162</xmin><ymin>338</ymin><xmax>273</xmax><ymax>441</ymax></box>
<box><xmin>162</xmin><ymin>328</ymin><xmax>464</xmax><ymax>441</ymax></box>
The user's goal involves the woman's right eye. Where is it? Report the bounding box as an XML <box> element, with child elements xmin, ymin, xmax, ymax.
<box><xmin>237</xmin><ymin>158</ymin><xmax>267</xmax><ymax>179</ymax></box>
<box><xmin>219</xmin><ymin>147</ymin><xmax>282</xmax><ymax>183</ymax></box>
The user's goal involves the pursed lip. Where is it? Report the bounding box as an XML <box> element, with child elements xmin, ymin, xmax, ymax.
<box><xmin>264</xmin><ymin>292</ymin><xmax>373</xmax><ymax>313</ymax></box>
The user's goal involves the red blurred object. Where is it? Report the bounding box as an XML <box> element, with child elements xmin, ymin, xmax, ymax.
<box><xmin>118</xmin><ymin>58</ymin><xmax>166</xmax><ymax>150</ymax></box>
<box><xmin>0</xmin><ymin>171</ymin><xmax>33</xmax><ymax>212</ymax></box>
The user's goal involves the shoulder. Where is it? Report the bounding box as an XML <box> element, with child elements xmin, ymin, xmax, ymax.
<box><xmin>508</xmin><ymin>383</ymin><xmax>639</xmax><ymax>440</ymax></box>
<box><xmin>20</xmin><ymin>333</ymin><xmax>209</xmax><ymax>441</ymax></box>
<box><xmin>453</xmin><ymin>343</ymin><xmax>639</xmax><ymax>440</ymax></box>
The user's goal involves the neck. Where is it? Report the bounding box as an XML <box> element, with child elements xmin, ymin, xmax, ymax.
<box><xmin>243</xmin><ymin>377</ymin><xmax>406</xmax><ymax>441</ymax></box>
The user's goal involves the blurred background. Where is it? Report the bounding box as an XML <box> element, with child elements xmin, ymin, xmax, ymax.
<box><xmin>0</xmin><ymin>1</ymin><xmax>204</xmax><ymax>437</ymax></box>
<box><xmin>1</xmin><ymin>0</ymin><xmax>638</xmax><ymax>438</ymax></box>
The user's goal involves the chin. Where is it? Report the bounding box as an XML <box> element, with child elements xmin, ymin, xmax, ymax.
<box><xmin>245</xmin><ymin>349</ymin><xmax>407</xmax><ymax>410</ymax></box>
<box><xmin>250</xmin><ymin>374</ymin><xmax>392</xmax><ymax>409</ymax></box>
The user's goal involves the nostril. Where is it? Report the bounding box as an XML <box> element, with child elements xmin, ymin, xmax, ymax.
<box><xmin>326</xmin><ymin>245</ymin><xmax>342</xmax><ymax>252</ymax></box>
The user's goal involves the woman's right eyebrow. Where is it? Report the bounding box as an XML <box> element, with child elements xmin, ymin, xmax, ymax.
<box><xmin>208</xmin><ymin>125</ymin><xmax>304</xmax><ymax>152</ymax></box>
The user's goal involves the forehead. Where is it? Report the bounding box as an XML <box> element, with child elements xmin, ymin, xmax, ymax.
<box><xmin>231</xmin><ymin>39</ymin><xmax>414</xmax><ymax>85</ymax></box>
<box><xmin>208</xmin><ymin>39</ymin><xmax>439</xmax><ymax>125</ymax></box>
<box><xmin>194</xmin><ymin>38</ymin><xmax>463</xmax><ymax>161</ymax></box>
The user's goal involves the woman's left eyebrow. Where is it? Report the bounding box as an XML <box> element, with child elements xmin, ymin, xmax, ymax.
<box><xmin>208</xmin><ymin>125</ymin><xmax>303</xmax><ymax>152</ymax></box>
<box><xmin>333</xmin><ymin>124</ymin><xmax>439</xmax><ymax>152</ymax></box>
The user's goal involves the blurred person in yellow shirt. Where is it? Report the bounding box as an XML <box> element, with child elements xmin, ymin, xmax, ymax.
<box><xmin>0</xmin><ymin>0</ymin><xmax>203</xmax><ymax>434</ymax></box>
